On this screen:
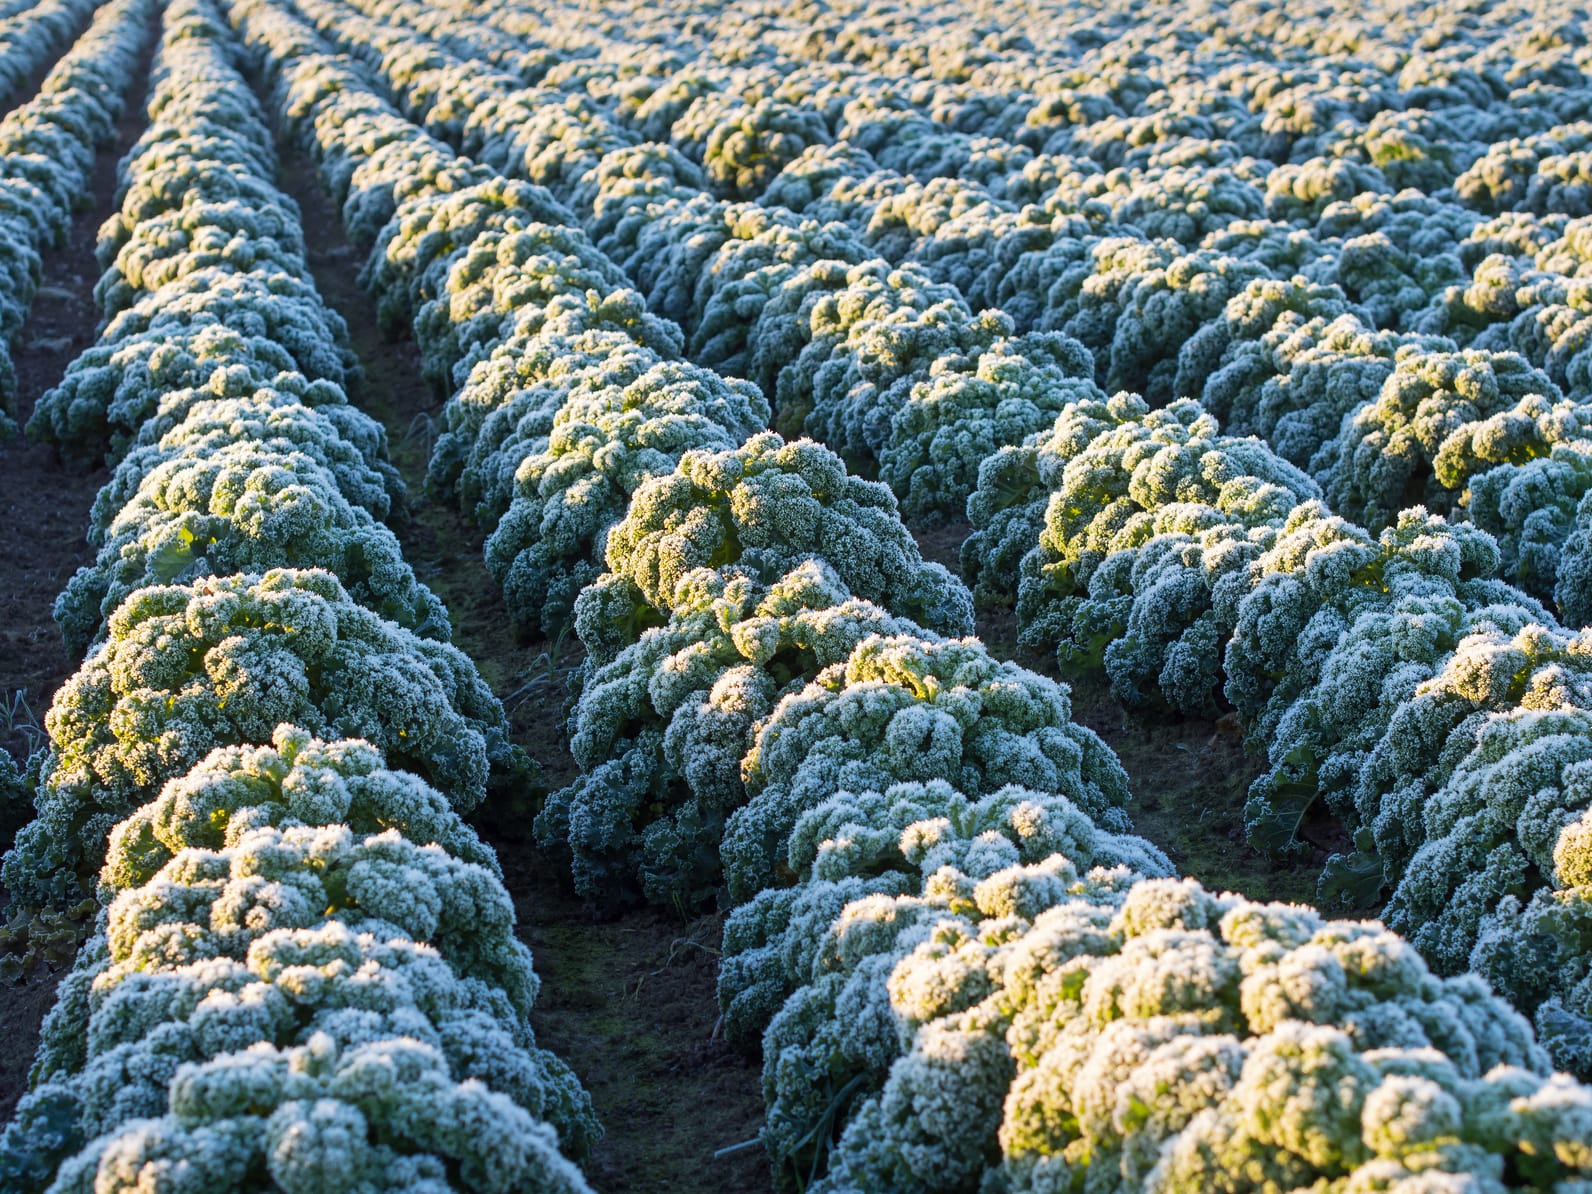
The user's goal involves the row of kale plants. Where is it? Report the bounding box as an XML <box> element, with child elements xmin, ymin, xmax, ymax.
<box><xmin>0</xmin><ymin>0</ymin><xmax>156</xmax><ymax>433</ymax></box>
<box><xmin>1</xmin><ymin>1</ymin><xmax>596</xmax><ymax>1188</ymax></box>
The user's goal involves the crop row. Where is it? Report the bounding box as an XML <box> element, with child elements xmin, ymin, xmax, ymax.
<box><xmin>0</xmin><ymin>0</ymin><xmax>150</xmax><ymax>431</ymax></box>
<box><xmin>1</xmin><ymin>2</ymin><xmax>594</xmax><ymax>1189</ymax></box>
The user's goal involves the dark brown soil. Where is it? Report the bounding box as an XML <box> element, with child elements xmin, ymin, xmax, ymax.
<box><xmin>0</xmin><ymin>2</ymin><xmax>140</xmax><ymax>771</ymax></box>
<box><xmin>278</xmin><ymin>144</ymin><xmax>769</xmax><ymax>1194</ymax></box>
<box><xmin>483</xmin><ymin>812</ymin><xmax>770</xmax><ymax>1194</ymax></box>
<box><xmin>0</xmin><ymin>12</ymin><xmax>159</xmax><ymax>1123</ymax></box>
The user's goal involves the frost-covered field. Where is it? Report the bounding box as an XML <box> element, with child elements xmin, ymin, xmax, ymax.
<box><xmin>3</xmin><ymin>0</ymin><xmax>1592</xmax><ymax>1189</ymax></box>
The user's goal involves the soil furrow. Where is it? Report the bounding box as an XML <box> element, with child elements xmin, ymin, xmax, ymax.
<box><xmin>0</xmin><ymin>4</ymin><xmax>161</xmax><ymax>1121</ymax></box>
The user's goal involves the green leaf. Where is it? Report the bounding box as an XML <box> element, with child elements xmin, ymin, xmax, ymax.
<box><xmin>1318</xmin><ymin>850</ymin><xmax>1386</xmax><ymax>910</ymax></box>
<box><xmin>1244</xmin><ymin>746</ymin><xmax>1318</xmax><ymax>857</ymax></box>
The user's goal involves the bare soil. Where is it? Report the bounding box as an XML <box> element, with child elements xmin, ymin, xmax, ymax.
<box><xmin>0</xmin><ymin>13</ymin><xmax>158</xmax><ymax>1123</ymax></box>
